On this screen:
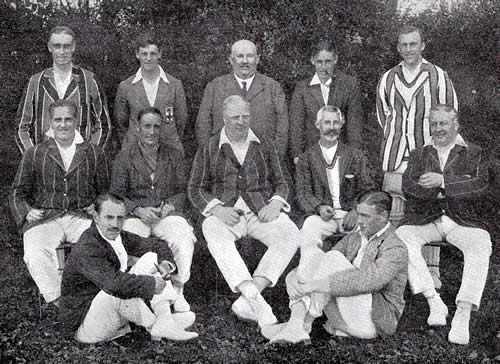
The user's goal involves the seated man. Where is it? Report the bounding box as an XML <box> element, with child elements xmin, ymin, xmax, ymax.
<box><xmin>294</xmin><ymin>105</ymin><xmax>376</xmax><ymax>282</ymax></box>
<box><xmin>263</xmin><ymin>191</ymin><xmax>408</xmax><ymax>344</ymax></box>
<box><xmin>110</xmin><ymin>107</ymin><xmax>196</xmax><ymax>313</ymax></box>
<box><xmin>188</xmin><ymin>95</ymin><xmax>300</xmax><ymax>329</ymax></box>
<box><xmin>9</xmin><ymin>99</ymin><xmax>109</xmax><ymax>306</ymax></box>
<box><xmin>396</xmin><ymin>104</ymin><xmax>492</xmax><ymax>345</ymax></box>
<box><xmin>60</xmin><ymin>193</ymin><xmax>198</xmax><ymax>343</ymax></box>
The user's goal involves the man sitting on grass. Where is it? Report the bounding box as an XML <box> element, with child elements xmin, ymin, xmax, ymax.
<box><xmin>60</xmin><ymin>193</ymin><xmax>198</xmax><ymax>343</ymax></box>
<box><xmin>263</xmin><ymin>191</ymin><xmax>408</xmax><ymax>344</ymax></box>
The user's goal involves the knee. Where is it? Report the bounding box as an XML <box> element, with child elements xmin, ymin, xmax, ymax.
<box><xmin>396</xmin><ymin>226</ymin><xmax>420</xmax><ymax>246</ymax></box>
<box><xmin>202</xmin><ymin>216</ymin><xmax>230</xmax><ymax>250</ymax></box>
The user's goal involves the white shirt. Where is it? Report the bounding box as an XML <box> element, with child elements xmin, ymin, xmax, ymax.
<box><xmin>46</xmin><ymin>130</ymin><xmax>84</xmax><ymax>171</ymax></box>
<box><xmin>202</xmin><ymin>127</ymin><xmax>290</xmax><ymax>216</ymax></box>
<box><xmin>96</xmin><ymin>226</ymin><xmax>128</xmax><ymax>272</ymax></box>
<box><xmin>320</xmin><ymin>142</ymin><xmax>341</xmax><ymax>209</ymax></box>
<box><xmin>53</xmin><ymin>66</ymin><xmax>73</xmax><ymax>99</ymax></box>
<box><xmin>401</xmin><ymin>58</ymin><xmax>424</xmax><ymax>83</ymax></box>
<box><xmin>353</xmin><ymin>222</ymin><xmax>391</xmax><ymax>268</ymax></box>
<box><xmin>132</xmin><ymin>66</ymin><xmax>170</xmax><ymax>106</ymax></box>
<box><xmin>310</xmin><ymin>73</ymin><xmax>332</xmax><ymax>105</ymax></box>
<box><xmin>424</xmin><ymin>134</ymin><xmax>467</xmax><ymax>190</ymax></box>
<box><xmin>234</xmin><ymin>74</ymin><xmax>255</xmax><ymax>91</ymax></box>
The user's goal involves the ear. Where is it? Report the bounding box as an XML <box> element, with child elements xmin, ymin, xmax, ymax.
<box><xmin>421</xmin><ymin>41</ymin><xmax>425</xmax><ymax>52</ymax></box>
<box><xmin>135</xmin><ymin>50</ymin><xmax>140</xmax><ymax>61</ymax></box>
<box><xmin>255</xmin><ymin>54</ymin><xmax>260</xmax><ymax>65</ymax></box>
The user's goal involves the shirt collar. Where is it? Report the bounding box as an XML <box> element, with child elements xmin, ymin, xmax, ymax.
<box><xmin>45</xmin><ymin>129</ymin><xmax>84</xmax><ymax>144</ymax></box>
<box><xmin>234</xmin><ymin>74</ymin><xmax>255</xmax><ymax>89</ymax></box>
<box><xmin>132</xmin><ymin>65</ymin><xmax>169</xmax><ymax>84</ymax></box>
<box><xmin>310</xmin><ymin>72</ymin><xmax>332</xmax><ymax>86</ymax></box>
<box><xmin>363</xmin><ymin>222</ymin><xmax>391</xmax><ymax>242</ymax></box>
<box><xmin>425</xmin><ymin>133</ymin><xmax>467</xmax><ymax>149</ymax></box>
<box><xmin>218</xmin><ymin>127</ymin><xmax>260</xmax><ymax>149</ymax></box>
<box><xmin>399</xmin><ymin>57</ymin><xmax>428</xmax><ymax>71</ymax></box>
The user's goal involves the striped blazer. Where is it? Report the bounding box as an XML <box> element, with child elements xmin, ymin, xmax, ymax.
<box><xmin>9</xmin><ymin>139</ymin><xmax>110</xmax><ymax>233</ymax></box>
<box><xmin>15</xmin><ymin>66</ymin><xmax>112</xmax><ymax>154</ymax></box>
<box><xmin>289</xmin><ymin>72</ymin><xmax>364</xmax><ymax>159</ymax></box>
<box><xmin>401</xmin><ymin>139</ymin><xmax>491</xmax><ymax>230</ymax></box>
<box><xmin>376</xmin><ymin>59</ymin><xmax>458</xmax><ymax>172</ymax></box>
<box><xmin>188</xmin><ymin>132</ymin><xmax>291</xmax><ymax>216</ymax></box>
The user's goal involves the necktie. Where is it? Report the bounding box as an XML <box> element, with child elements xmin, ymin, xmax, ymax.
<box><xmin>241</xmin><ymin>81</ymin><xmax>248</xmax><ymax>97</ymax></box>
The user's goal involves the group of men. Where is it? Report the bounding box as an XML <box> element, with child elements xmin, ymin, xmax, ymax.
<box><xmin>9</xmin><ymin>24</ymin><xmax>493</xmax><ymax>347</ymax></box>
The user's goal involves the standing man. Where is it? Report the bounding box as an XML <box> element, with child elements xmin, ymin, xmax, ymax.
<box><xmin>189</xmin><ymin>95</ymin><xmax>299</xmax><ymax>330</ymax></box>
<box><xmin>9</xmin><ymin>99</ymin><xmax>110</xmax><ymax>306</ymax></box>
<box><xmin>289</xmin><ymin>39</ymin><xmax>364</xmax><ymax>164</ymax></box>
<box><xmin>263</xmin><ymin>191</ymin><xmax>408</xmax><ymax>344</ymax></box>
<box><xmin>196</xmin><ymin>39</ymin><xmax>289</xmax><ymax>156</ymax></box>
<box><xmin>110</xmin><ymin>107</ymin><xmax>196</xmax><ymax>313</ymax></box>
<box><xmin>16</xmin><ymin>25</ymin><xmax>111</xmax><ymax>154</ymax></box>
<box><xmin>294</xmin><ymin>105</ymin><xmax>375</xmax><ymax>282</ymax></box>
<box><xmin>396</xmin><ymin>105</ymin><xmax>492</xmax><ymax>345</ymax></box>
<box><xmin>114</xmin><ymin>32</ymin><xmax>187</xmax><ymax>154</ymax></box>
<box><xmin>61</xmin><ymin>193</ymin><xmax>198</xmax><ymax>343</ymax></box>
<box><xmin>376</xmin><ymin>25</ymin><xmax>458</xmax><ymax>286</ymax></box>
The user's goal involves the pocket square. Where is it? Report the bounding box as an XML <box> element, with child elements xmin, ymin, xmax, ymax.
<box><xmin>345</xmin><ymin>174</ymin><xmax>355</xmax><ymax>179</ymax></box>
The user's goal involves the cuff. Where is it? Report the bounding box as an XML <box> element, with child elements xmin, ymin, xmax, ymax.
<box><xmin>269</xmin><ymin>196</ymin><xmax>290</xmax><ymax>212</ymax></box>
<box><xmin>202</xmin><ymin>198</ymin><xmax>224</xmax><ymax>217</ymax></box>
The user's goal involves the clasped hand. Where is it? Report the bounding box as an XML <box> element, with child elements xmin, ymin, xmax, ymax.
<box><xmin>418</xmin><ymin>172</ymin><xmax>444</xmax><ymax>189</ymax></box>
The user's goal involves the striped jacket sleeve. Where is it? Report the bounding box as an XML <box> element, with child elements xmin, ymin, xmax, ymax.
<box><xmin>375</xmin><ymin>71</ymin><xmax>390</xmax><ymax>129</ymax></box>
<box><xmin>88</xmin><ymin>74</ymin><xmax>112</xmax><ymax>150</ymax></box>
<box><xmin>15</xmin><ymin>75</ymin><xmax>40</xmax><ymax>154</ymax></box>
<box><xmin>187</xmin><ymin>144</ymin><xmax>216</xmax><ymax>212</ymax></box>
<box><xmin>9</xmin><ymin>147</ymin><xmax>36</xmax><ymax>226</ymax></box>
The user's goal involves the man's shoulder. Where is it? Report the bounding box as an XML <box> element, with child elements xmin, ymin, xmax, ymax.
<box><xmin>379</xmin><ymin>226</ymin><xmax>407</xmax><ymax>251</ymax></box>
<box><xmin>206</xmin><ymin>73</ymin><xmax>234</xmax><ymax>87</ymax></box>
<box><xmin>254</xmin><ymin>72</ymin><xmax>280</xmax><ymax>85</ymax></box>
<box><xmin>335</xmin><ymin>71</ymin><xmax>358</xmax><ymax>84</ymax></box>
<box><xmin>72</xmin><ymin>65</ymin><xmax>98</xmax><ymax>80</ymax></box>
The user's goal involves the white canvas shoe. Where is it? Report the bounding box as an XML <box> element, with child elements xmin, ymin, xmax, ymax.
<box><xmin>448</xmin><ymin>307</ymin><xmax>471</xmax><ymax>345</ymax></box>
<box><xmin>172</xmin><ymin>311</ymin><xmax>196</xmax><ymax>330</ymax></box>
<box><xmin>427</xmin><ymin>295</ymin><xmax>449</xmax><ymax>326</ymax></box>
<box><xmin>231</xmin><ymin>296</ymin><xmax>257</xmax><ymax>322</ymax></box>
<box><xmin>247</xmin><ymin>294</ymin><xmax>278</xmax><ymax>328</ymax></box>
<box><xmin>150</xmin><ymin>316</ymin><xmax>198</xmax><ymax>341</ymax></box>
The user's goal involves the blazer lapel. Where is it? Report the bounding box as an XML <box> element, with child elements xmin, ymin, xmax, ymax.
<box><xmin>153</xmin><ymin>145</ymin><xmax>172</xmax><ymax>184</ymax></box>
<box><xmin>308</xmin><ymin>84</ymin><xmax>325</xmax><ymax>108</ymax></box>
<box><xmin>246</xmin><ymin>74</ymin><xmax>264</xmax><ymax>101</ymax></box>
<box><xmin>47</xmin><ymin>140</ymin><xmax>66</xmax><ymax>172</ymax></box>
<box><xmin>221</xmin><ymin>143</ymin><xmax>242</xmax><ymax>169</ymax></box>
<box><xmin>132</xmin><ymin>79</ymin><xmax>152</xmax><ymax>107</ymax></box>
<box><xmin>443</xmin><ymin>145</ymin><xmax>464</xmax><ymax>173</ymax></box>
<box><xmin>336</xmin><ymin>142</ymin><xmax>349</xmax><ymax>187</ymax></box>
<box><xmin>92</xmin><ymin>224</ymin><xmax>121</xmax><ymax>267</ymax></box>
<box><xmin>154</xmin><ymin>79</ymin><xmax>170</xmax><ymax>110</ymax></box>
<box><xmin>66</xmin><ymin>143</ymin><xmax>90</xmax><ymax>175</ymax></box>
<box><xmin>309</xmin><ymin>144</ymin><xmax>331</xmax><ymax>192</ymax></box>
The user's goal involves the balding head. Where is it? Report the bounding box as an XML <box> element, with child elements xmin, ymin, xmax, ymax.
<box><xmin>229</xmin><ymin>39</ymin><xmax>260</xmax><ymax>79</ymax></box>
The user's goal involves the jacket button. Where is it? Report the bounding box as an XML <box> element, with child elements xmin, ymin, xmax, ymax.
<box><xmin>151</xmin><ymin>186</ymin><xmax>155</xmax><ymax>190</ymax></box>
<box><xmin>238</xmin><ymin>175</ymin><xmax>242</xmax><ymax>179</ymax></box>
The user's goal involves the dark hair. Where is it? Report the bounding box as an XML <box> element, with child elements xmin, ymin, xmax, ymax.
<box><xmin>48</xmin><ymin>99</ymin><xmax>77</xmax><ymax>119</ymax></box>
<box><xmin>137</xmin><ymin>107</ymin><xmax>163</xmax><ymax>124</ymax></box>
<box><xmin>397</xmin><ymin>25</ymin><xmax>424</xmax><ymax>43</ymax></box>
<box><xmin>356</xmin><ymin>190</ymin><xmax>392</xmax><ymax>215</ymax></box>
<box><xmin>94</xmin><ymin>193</ymin><xmax>125</xmax><ymax>214</ymax></box>
<box><xmin>311</xmin><ymin>39</ymin><xmax>338</xmax><ymax>58</ymax></box>
<box><xmin>135</xmin><ymin>31</ymin><xmax>161</xmax><ymax>52</ymax></box>
<box><xmin>48</xmin><ymin>25</ymin><xmax>75</xmax><ymax>43</ymax></box>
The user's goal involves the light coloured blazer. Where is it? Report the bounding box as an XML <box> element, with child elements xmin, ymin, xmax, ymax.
<box><xmin>113</xmin><ymin>71</ymin><xmax>187</xmax><ymax>154</ymax></box>
<box><xmin>327</xmin><ymin>225</ymin><xmax>408</xmax><ymax>337</ymax></box>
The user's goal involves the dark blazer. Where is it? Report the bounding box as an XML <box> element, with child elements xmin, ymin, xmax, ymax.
<box><xmin>327</xmin><ymin>225</ymin><xmax>408</xmax><ymax>337</ymax></box>
<box><xmin>402</xmin><ymin>140</ymin><xmax>490</xmax><ymax>230</ymax></box>
<box><xmin>295</xmin><ymin>142</ymin><xmax>376</xmax><ymax>226</ymax></box>
<box><xmin>60</xmin><ymin>223</ymin><xmax>173</xmax><ymax>337</ymax></box>
<box><xmin>188</xmin><ymin>132</ymin><xmax>291</xmax><ymax>216</ymax></box>
<box><xmin>289</xmin><ymin>72</ymin><xmax>364</xmax><ymax>159</ymax></box>
<box><xmin>110</xmin><ymin>141</ymin><xmax>188</xmax><ymax>215</ymax></box>
<box><xmin>195</xmin><ymin>72</ymin><xmax>289</xmax><ymax>156</ymax></box>
<box><xmin>114</xmin><ymin>72</ymin><xmax>187</xmax><ymax>153</ymax></box>
<box><xmin>9</xmin><ymin>139</ymin><xmax>110</xmax><ymax>233</ymax></box>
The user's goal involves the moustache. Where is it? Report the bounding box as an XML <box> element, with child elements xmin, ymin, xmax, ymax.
<box><xmin>324</xmin><ymin>130</ymin><xmax>340</xmax><ymax>136</ymax></box>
